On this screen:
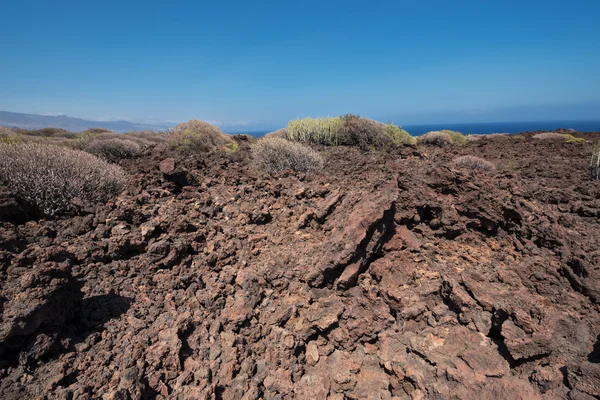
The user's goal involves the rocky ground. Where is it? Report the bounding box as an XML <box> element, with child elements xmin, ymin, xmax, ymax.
<box><xmin>1</xmin><ymin>131</ymin><xmax>600</xmax><ymax>399</ymax></box>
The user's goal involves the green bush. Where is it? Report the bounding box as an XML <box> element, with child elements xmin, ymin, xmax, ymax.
<box><xmin>0</xmin><ymin>143</ymin><xmax>127</xmax><ymax>217</ymax></box>
<box><xmin>0</xmin><ymin>127</ymin><xmax>23</xmax><ymax>144</ymax></box>
<box><xmin>286</xmin><ymin>117</ymin><xmax>343</xmax><ymax>146</ymax></box>
<box><xmin>383</xmin><ymin>123</ymin><xmax>416</xmax><ymax>146</ymax></box>
<box><xmin>418</xmin><ymin>130</ymin><xmax>465</xmax><ymax>146</ymax></box>
<box><xmin>252</xmin><ymin>137</ymin><xmax>324</xmax><ymax>173</ymax></box>
<box><xmin>286</xmin><ymin>116</ymin><xmax>415</xmax><ymax>150</ymax></box>
<box><xmin>441</xmin><ymin>130</ymin><xmax>466</xmax><ymax>145</ymax></box>
<box><xmin>168</xmin><ymin>120</ymin><xmax>233</xmax><ymax>151</ymax></box>
<box><xmin>532</xmin><ymin>132</ymin><xmax>584</xmax><ymax>142</ymax></box>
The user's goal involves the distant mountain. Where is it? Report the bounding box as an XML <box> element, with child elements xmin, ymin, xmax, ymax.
<box><xmin>0</xmin><ymin>111</ymin><xmax>175</xmax><ymax>132</ymax></box>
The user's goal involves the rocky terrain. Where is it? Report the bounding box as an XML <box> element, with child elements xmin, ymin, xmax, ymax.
<box><xmin>1</xmin><ymin>131</ymin><xmax>599</xmax><ymax>399</ymax></box>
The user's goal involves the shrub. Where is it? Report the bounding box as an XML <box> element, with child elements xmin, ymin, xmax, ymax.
<box><xmin>125</xmin><ymin>130</ymin><xmax>168</xmax><ymax>143</ymax></box>
<box><xmin>287</xmin><ymin>117</ymin><xmax>343</xmax><ymax>146</ymax></box>
<box><xmin>533</xmin><ymin>132</ymin><xmax>585</xmax><ymax>143</ymax></box>
<box><xmin>442</xmin><ymin>130</ymin><xmax>466</xmax><ymax>145</ymax></box>
<box><xmin>264</xmin><ymin>128</ymin><xmax>287</xmax><ymax>139</ymax></box>
<box><xmin>168</xmin><ymin>120</ymin><xmax>233</xmax><ymax>151</ymax></box>
<box><xmin>452</xmin><ymin>155</ymin><xmax>495</xmax><ymax>171</ymax></box>
<box><xmin>85</xmin><ymin>137</ymin><xmax>142</xmax><ymax>159</ymax></box>
<box><xmin>82</xmin><ymin>127</ymin><xmax>113</xmax><ymax>135</ymax></box>
<box><xmin>336</xmin><ymin>116</ymin><xmax>389</xmax><ymax>151</ymax></box>
<box><xmin>0</xmin><ymin>127</ymin><xmax>22</xmax><ymax>144</ymax></box>
<box><xmin>287</xmin><ymin>116</ymin><xmax>416</xmax><ymax>150</ymax></box>
<box><xmin>564</xmin><ymin>134</ymin><xmax>585</xmax><ymax>143</ymax></box>
<box><xmin>251</xmin><ymin>137</ymin><xmax>324</xmax><ymax>174</ymax></box>
<box><xmin>25</xmin><ymin>127</ymin><xmax>76</xmax><ymax>139</ymax></box>
<box><xmin>0</xmin><ymin>143</ymin><xmax>127</xmax><ymax>217</ymax></box>
<box><xmin>418</xmin><ymin>131</ymin><xmax>453</xmax><ymax>146</ymax></box>
<box><xmin>383</xmin><ymin>123</ymin><xmax>416</xmax><ymax>146</ymax></box>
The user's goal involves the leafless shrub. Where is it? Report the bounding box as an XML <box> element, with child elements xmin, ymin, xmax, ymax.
<box><xmin>337</xmin><ymin>116</ymin><xmax>390</xmax><ymax>151</ymax></box>
<box><xmin>0</xmin><ymin>143</ymin><xmax>127</xmax><ymax>217</ymax></box>
<box><xmin>252</xmin><ymin>137</ymin><xmax>324</xmax><ymax>174</ymax></box>
<box><xmin>85</xmin><ymin>138</ymin><xmax>142</xmax><ymax>160</ymax></box>
<box><xmin>168</xmin><ymin>120</ymin><xmax>233</xmax><ymax>151</ymax></box>
<box><xmin>452</xmin><ymin>155</ymin><xmax>495</xmax><ymax>171</ymax></box>
<box><xmin>264</xmin><ymin>128</ymin><xmax>287</xmax><ymax>139</ymax></box>
<box><xmin>418</xmin><ymin>131</ymin><xmax>453</xmax><ymax>146</ymax></box>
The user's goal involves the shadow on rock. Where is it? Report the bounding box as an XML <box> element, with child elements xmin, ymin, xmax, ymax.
<box><xmin>75</xmin><ymin>293</ymin><xmax>133</xmax><ymax>332</ymax></box>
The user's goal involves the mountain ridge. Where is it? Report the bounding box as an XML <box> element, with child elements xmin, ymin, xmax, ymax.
<box><xmin>0</xmin><ymin>111</ymin><xmax>174</xmax><ymax>132</ymax></box>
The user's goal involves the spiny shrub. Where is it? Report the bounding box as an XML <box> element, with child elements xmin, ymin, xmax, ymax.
<box><xmin>252</xmin><ymin>137</ymin><xmax>324</xmax><ymax>174</ymax></box>
<box><xmin>384</xmin><ymin>123</ymin><xmax>416</xmax><ymax>146</ymax></box>
<box><xmin>85</xmin><ymin>137</ymin><xmax>142</xmax><ymax>160</ymax></box>
<box><xmin>418</xmin><ymin>131</ymin><xmax>453</xmax><ymax>146</ymax></box>
<box><xmin>287</xmin><ymin>117</ymin><xmax>343</xmax><ymax>146</ymax></box>
<box><xmin>168</xmin><ymin>120</ymin><xmax>233</xmax><ymax>151</ymax></box>
<box><xmin>0</xmin><ymin>143</ymin><xmax>127</xmax><ymax>217</ymax></box>
<box><xmin>452</xmin><ymin>155</ymin><xmax>495</xmax><ymax>171</ymax></box>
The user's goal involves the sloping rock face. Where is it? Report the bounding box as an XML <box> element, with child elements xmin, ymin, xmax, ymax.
<box><xmin>1</xmin><ymin>134</ymin><xmax>599</xmax><ymax>399</ymax></box>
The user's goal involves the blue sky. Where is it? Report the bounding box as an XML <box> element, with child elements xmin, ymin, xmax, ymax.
<box><xmin>1</xmin><ymin>0</ymin><xmax>599</xmax><ymax>130</ymax></box>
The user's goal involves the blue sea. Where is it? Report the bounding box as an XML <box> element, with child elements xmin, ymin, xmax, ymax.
<box><xmin>233</xmin><ymin>120</ymin><xmax>600</xmax><ymax>137</ymax></box>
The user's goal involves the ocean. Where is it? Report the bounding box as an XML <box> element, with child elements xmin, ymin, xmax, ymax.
<box><xmin>232</xmin><ymin>120</ymin><xmax>600</xmax><ymax>137</ymax></box>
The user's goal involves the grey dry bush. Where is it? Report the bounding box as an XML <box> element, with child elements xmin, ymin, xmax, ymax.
<box><xmin>252</xmin><ymin>137</ymin><xmax>324</xmax><ymax>174</ymax></box>
<box><xmin>418</xmin><ymin>131</ymin><xmax>453</xmax><ymax>147</ymax></box>
<box><xmin>0</xmin><ymin>143</ymin><xmax>127</xmax><ymax>217</ymax></box>
<box><xmin>85</xmin><ymin>137</ymin><xmax>142</xmax><ymax>159</ymax></box>
<box><xmin>452</xmin><ymin>155</ymin><xmax>495</xmax><ymax>171</ymax></box>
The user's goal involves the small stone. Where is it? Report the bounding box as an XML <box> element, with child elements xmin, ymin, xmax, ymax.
<box><xmin>306</xmin><ymin>341</ymin><xmax>319</xmax><ymax>366</ymax></box>
<box><xmin>159</xmin><ymin>158</ymin><xmax>176</xmax><ymax>174</ymax></box>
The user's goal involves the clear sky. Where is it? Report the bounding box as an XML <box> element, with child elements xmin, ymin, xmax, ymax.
<box><xmin>1</xmin><ymin>0</ymin><xmax>599</xmax><ymax>130</ymax></box>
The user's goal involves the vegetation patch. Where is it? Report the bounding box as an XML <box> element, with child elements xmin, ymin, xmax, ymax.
<box><xmin>286</xmin><ymin>115</ymin><xmax>415</xmax><ymax>150</ymax></box>
<box><xmin>168</xmin><ymin>120</ymin><xmax>233</xmax><ymax>152</ymax></box>
<box><xmin>533</xmin><ymin>132</ymin><xmax>585</xmax><ymax>142</ymax></box>
<box><xmin>287</xmin><ymin>117</ymin><xmax>343</xmax><ymax>146</ymax></box>
<box><xmin>383</xmin><ymin>123</ymin><xmax>416</xmax><ymax>146</ymax></box>
<box><xmin>452</xmin><ymin>155</ymin><xmax>495</xmax><ymax>171</ymax></box>
<box><xmin>251</xmin><ymin>137</ymin><xmax>324</xmax><ymax>173</ymax></box>
<box><xmin>418</xmin><ymin>131</ymin><xmax>454</xmax><ymax>146</ymax></box>
<box><xmin>0</xmin><ymin>143</ymin><xmax>127</xmax><ymax>217</ymax></box>
<box><xmin>85</xmin><ymin>137</ymin><xmax>142</xmax><ymax>160</ymax></box>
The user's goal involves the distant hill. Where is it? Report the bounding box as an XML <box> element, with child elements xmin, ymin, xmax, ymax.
<box><xmin>0</xmin><ymin>111</ymin><xmax>175</xmax><ymax>132</ymax></box>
